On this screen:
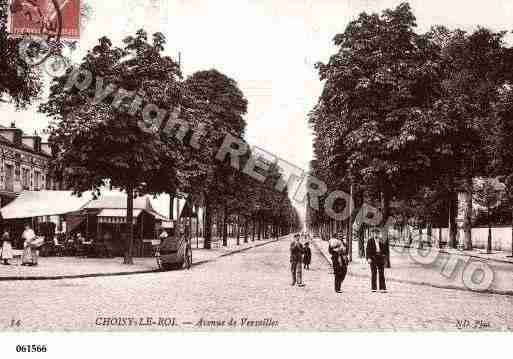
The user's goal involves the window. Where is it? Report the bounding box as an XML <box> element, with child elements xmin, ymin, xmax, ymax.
<box><xmin>34</xmin><ymin>171</ymin><xmax>41</xmax><ymax>190</ymax></box>
<box><xmin>5</xmin><ymin>164</ymin><xmax>13</xmax><ymax>192</ymax></box>
<box><xmin>22</xmin><ymin>168</ymin><xmax>30</xmax><ymax>190</ymax></box>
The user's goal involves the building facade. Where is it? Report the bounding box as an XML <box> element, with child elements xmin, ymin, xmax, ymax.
<box><xmin>0</xmin><ymin>123</ymin><xmax>59</xmax><ymax>207</ymax></box>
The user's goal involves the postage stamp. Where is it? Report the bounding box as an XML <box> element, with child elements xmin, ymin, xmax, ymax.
<box><xmin>8</xmin><ymin>0</ymin><xmax>80</xmax><ymax>39</ymax></box>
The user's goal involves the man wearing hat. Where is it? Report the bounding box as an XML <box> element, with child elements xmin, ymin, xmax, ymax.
<box><xmin>366</xmin><ymin>227</ymin><xmax>388</xmax><ymax>292</ymax></box>
<box><xmin>290</xmin><ymin>234</ymin><xmax>305</xmax><ymax>287</ymax></box>
<box><xmin>328</xmin><ymin>232</ymin><xmax>348</xmax><ymax>293</ymax></box>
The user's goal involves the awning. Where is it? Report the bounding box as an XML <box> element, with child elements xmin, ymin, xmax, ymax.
<box><xmin>147</xmin><ymin>210</ymin><xmax>169</xmax><ymax>222</ymax></box>
<box><xmin>0</xmin><ymin>191</ymin><xmax>93</xmax><ymax>219</ymax></box>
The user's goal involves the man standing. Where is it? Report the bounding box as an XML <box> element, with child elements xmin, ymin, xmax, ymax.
<box><xmin>328</xmin><ymin>232</ymin><xmax>348</xmax><ymax>293</ymax></box>
<box><xmin>366</xmin><ymin>228</ymin><xmax>388</xmax><ymax>292</ymax></box>
<box><xmin>290</xmin><ymin>234</ymin><xmax>305</xmax><ymax>287</ymax></box>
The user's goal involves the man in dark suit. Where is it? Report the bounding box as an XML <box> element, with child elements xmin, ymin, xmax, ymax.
<box><xmin>366</xmin><ymin>227</ymin><xmax>388</xmax><ymax>292</ymax></box>
<box><xmin>290</xmin><ymin>234</ymin><xmax>305</xmax><ymax>287</ymax></box>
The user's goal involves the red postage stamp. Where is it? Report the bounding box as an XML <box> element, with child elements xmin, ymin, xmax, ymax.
<box><xmin>8</xmin><ymin>0</ymin><xmax>81</xmax><ymax>39</ymax></box>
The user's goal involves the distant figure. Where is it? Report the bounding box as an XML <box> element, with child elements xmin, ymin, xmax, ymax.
<box><xmin>1</xmin><ymin>229</ymin><xmax>13</xmax><ymax>265</ymax></box>
<box><xmin>303</xmin><ymin>242</ymin><xmax>311</xmax><ymax>270</ymax></box>
<box><xmin>328</xmin><ymin>232</ymin><xmax>348</xmax><ymax>293</ymax></box>
<box><xmin>290</xmin><ymin>234</ymin><xmax>305</xmax><ymax>287</ymax></box>
<box><xmin>366</xmin><ymin>228</ymin><xmax>388</xmax><ymax>293</ymax></box>
<box><xmin>21</xmin><ymin>224</ymin><xmax>38</xmax><ymax>266</ymax></box>
<box><xmin>76</xmin><ymin>232</ymin><xmax>84</xmax><ymax>243</ymax></box>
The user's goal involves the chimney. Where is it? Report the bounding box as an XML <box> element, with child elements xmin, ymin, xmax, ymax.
<box><xmin>41</xmin><ymin>143</ymin><xmax>52</xmax><ymax>156</ymax></box>
<box><xmin>22</xmin><ymin>134</ymin><xmax>41</xmax><ymax>151</ymax></box>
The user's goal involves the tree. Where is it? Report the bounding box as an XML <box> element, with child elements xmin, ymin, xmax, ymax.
<box><xmin>473</xmin><ymin>178</ymin><xmax>505</xmax><ymax>253</ymax></box>
<box><xmin>41</xmin><ymin>30</ymin><xmax>182</xmax><ymax>264</ymax></box>
<box><xmin>309</xmin><ymin>3</ymin><xmax>512</xmax><ymax>259</ymax></box>
<box><xmin>425</xmin><ymin>27</ymin><xmax>509</xmax><ymax>250</ymax></box>
<box><xmin>183</xmin><ymin>69</ymin><xmax>248</xmax><ymax>248</ymax></box>
<box><xmin>311</xmin><ymin>2</ymin><xmax>440</xmax><ymax>266</ymax></box>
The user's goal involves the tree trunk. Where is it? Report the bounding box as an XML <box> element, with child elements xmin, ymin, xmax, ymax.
<box><xmin>244</xmin><ymin>217</ymin><xmax>249</xmax><ymax>243</ymax></box>
<box><xmin>463</xmin><ymin>179</ymin><xmax>473</xmax><ymax>250</ymax></box>
<box><xmin>222</xmin><ymin>205</ymin><xmax>228</xmax><ymax>247</ymax></box>
<box><xmin>347</xmin><ymin>183</ymin><xmax>354</xmax><ymax>262</ymax></box>
<box><xmin>124</xmin><ymin>185</ymin><xmax>134</xmax><ymax>264</ymax></box>
<box><xmin>252</xmin><ymin>219</ymin><xmax>255</xmax><ymax>241</ymax></box>
<box><xmin>168</xmin><ymin>191</ymin><xmax>175</xmax><ymax>222</ymax></box>
<box><xmin>358</xmin><ymin>223</ymin><xmax>365</xmax><ymax>258</ymax></box>
<box><xmin>258</xmin><ymin>219</ymin><xmax>262</xmax><ymax>240</ymax></box>
<box><xmin>448</xmin><ymin>191</ymin><xmax>458</xmax><ymax>248</ymax></box>
<box><xmin>236</xmin><ymin>215</ymin><xmax>241</xmax><ymax>246</ymax></box>
<box><xmin>381</xmin><ymin>188</ymin><xmax>391</xmax><ymax>268</ymax></box>
<box><xmin>438</xmin><ymin>226</ymin><xmax>443</xmax><ymax>249</ymax></box>
<box><xmin>487</xmin><ymin>208</ymin><xmax>492</xmax><ymax>254</ymax></box>
<box><xmin>203</xmin><ymin>197</ymin><xmax>212</xmax><ymax>249</ymax></box>
<box><xmin>418</xmin><ymin>225</ymin><xmax>423</xmax><ymax>249</ymax></box>
<box><xmin>427</xmin><ymin>222</ymin><xmax>432</xmax><ymax>247</ymax></box>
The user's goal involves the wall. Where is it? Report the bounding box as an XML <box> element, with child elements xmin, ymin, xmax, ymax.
<box><xmin>397</xmin><ymin>226</ymin><xmax>513</xmax><ymax>252</ymax></box>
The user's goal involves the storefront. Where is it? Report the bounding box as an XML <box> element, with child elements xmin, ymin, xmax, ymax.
<box><xmin>0</xmin><ymin>190</ymin><xmax>170</xmax><ymax>256</ymax></box>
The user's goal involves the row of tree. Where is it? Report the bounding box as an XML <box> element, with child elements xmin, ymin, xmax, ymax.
<box><xmin>306</xmin><ymin>2</ymin><xmax>513</xmax><ymax>256</ymax></box>
<box><xmin>40</xmin><ymin>30</ymin><xmax>302</xmax><ymax>263</ymax></box>
<box><xmin>0</xmin><ymin>1</ymin><xmax>301</xmax><ymax>264</ymax></box>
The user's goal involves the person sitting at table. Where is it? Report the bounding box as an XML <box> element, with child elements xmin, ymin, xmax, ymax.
<box><xmin>76</xmin><ymin>232</ymin><xmax>85</xmax><ymax>244</ymax></box>
<box><xmin>159</xmin><ymin>229</ymin><xmax>169</xmax><ymax>244</ymax></box>
<box><xmin>76</xmin><ymin>233</ymin><xmax>92</xmax><ymax>256</ymax></box>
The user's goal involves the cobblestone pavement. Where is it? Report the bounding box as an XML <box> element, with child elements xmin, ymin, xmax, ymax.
<box><xmin>314</xmin><ymin>239</ymin><xmax>513</xmax><ymax>294</ymax></box>
<box><xmin>0</xmin><ymin>237</ymin><xmax>275</xmax><ymax>279</ymax></box>
<box><xmin>2</xmin><ymin>235</ymin><xmax>513</xmax><ymax>331</ymax></box>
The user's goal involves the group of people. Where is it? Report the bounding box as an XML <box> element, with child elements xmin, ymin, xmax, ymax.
<box><xmin>289</xmin><ymin>233</ymin><xmax>312</xmax><ymax>287</ymax></box>
<box><xmin>0</xmin><ymin>224</ymin><xmax>41</xmax><ymax>266</ymax></box>
<box><xmin>289</xmin><ymin>227</ymin><xmax>388</xmax><ymax>293</ymax></box>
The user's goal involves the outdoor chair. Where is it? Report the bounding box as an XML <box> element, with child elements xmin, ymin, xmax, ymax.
<box><xmin>212</xmin><ymin>238</ymin><xmax>221</xmax><ymax>249</ymax></box>
<box><xmin>93</xmin><ymin>242</ymin><xmax>112</xmax><ymax>258</ymax></box>
<box><xmin>53</xmin><ymin>237</ymin><xmax>64</xmax><ymax>256</ymax></box>
<box><xmin>76</xmin><ymin>241</ymin><xmax>93</xmax><ymax>258</ymax></box>
<box><xmin>64</xmin><ymin>241</ymin><xmax>77</xmax><ymax>256</ymax></box>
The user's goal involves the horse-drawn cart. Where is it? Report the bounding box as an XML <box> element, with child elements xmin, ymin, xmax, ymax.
<box><xmin>155</xmin><ymin>232</ymin><xmax>192</xmax><ymax>271</ymax></box>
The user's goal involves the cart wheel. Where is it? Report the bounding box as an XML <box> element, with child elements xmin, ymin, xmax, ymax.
<box><xmin>155</xmin><ymin>248</ymin><xmax>163</xmax><ymax>270</ymax></box>
<box><xmin>184</xmin><ymin>246</ymin><xmax>192</xmax><ymax>270</ymax></box>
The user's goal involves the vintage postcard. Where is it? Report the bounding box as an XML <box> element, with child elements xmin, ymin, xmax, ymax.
<box><xmin>1</xmin><ymin>0</ymin><xmax>513</xmax><ymax>352</ymax></box>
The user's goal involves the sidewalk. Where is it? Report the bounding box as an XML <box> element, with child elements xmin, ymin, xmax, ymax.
<box><xmin>313</xmin><ymin>238</ymin><xmax>513</xmax><ymax>295</ymax></box>
<box><xmin>0</xmin><ymin>236</ymin><xmax>283</xmax><ymax>280</ymax></box>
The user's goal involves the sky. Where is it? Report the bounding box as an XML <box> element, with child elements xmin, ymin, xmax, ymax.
<box><xmin>2</xmin><ymin>0</ymin><xmax>513</xmax><ymax>219</ymax></box>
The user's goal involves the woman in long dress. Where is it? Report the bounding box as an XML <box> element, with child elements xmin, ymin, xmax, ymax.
<box><xmin>1</xmin><ymin>229</ymin><xmax>13</xmax><ymax>265</ymax></box>
<box><xmin>21</xmin><ymin>224</ymin><xmax>38</xmax><ymax>266</ymax></box>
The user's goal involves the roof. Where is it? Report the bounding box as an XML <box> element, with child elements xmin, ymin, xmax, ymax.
<box><xmin>97</xmin><ymin>209</ymin><xmax>143</xmax><ymax>218</ymax></box>
<box><xmin>85</xmin><ymin>195</ymin><xmax>152</xmax><ymax>210</ymax></box>
<box><xmin>147</xmin><ymin>210</ymin><xmax>169</xmax><ymax>221</ymax></box>
<box><xmin>0</xmin><ymin>191</ymin><xmax>93</xmax><ymax>219</ymax></box>
<box><xmin>0</xmin><ymin>189</ymin><xmax>170</xmax><ymax>221</ymax></box>
<box><xmin>85</xmin><ymin>193</ymin><xmax>170</xmax><ymax>220</ymax></box>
